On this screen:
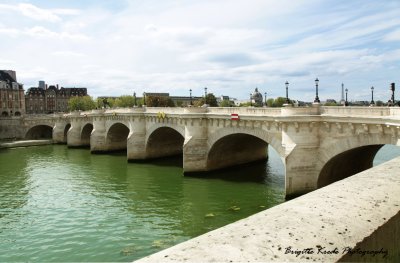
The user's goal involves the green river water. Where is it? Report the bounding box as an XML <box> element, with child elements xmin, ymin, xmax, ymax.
<box><xmin>0</xmin><ymin>144</ymin><xmax>399</xmax><ymax>262</ymax></box>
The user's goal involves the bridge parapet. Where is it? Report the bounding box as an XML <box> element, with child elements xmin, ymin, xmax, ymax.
<box><xmin>67</xmin><ymin>106</ymin><xmax>400</xmax><ymax>119</ymax></box>
<box><xmin>321</xmin><ymin>106</ymin><xmax>392</xmax><ymax>116</ymax></box>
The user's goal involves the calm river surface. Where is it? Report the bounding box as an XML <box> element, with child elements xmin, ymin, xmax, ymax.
<box><xmin>0</xmin><ymin>144</ymin><xmax>399</xmax><ymax>262</ymax></box>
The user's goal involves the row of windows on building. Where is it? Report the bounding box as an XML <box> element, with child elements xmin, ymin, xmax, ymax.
<box><xmin>0</xmin><ymin>70</ymin><xmax>88</xmax><ymax>117</ymax></box>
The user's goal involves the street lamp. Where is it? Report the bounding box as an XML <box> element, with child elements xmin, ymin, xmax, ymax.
<box><xmin>250</xmin><ymin>93</ymin><xmax>252</xmax><ymax>107</ymax></box>
<box><xmin>370</xmin><ymin>86</ymin><xmax>374</xmax><ymax>106</ymax></box>
<box><xmin>133</xmin><ymin>91</ymin><xmax>136</xmax><ymax>106</ymax></box>
<box><xmin>143</xmin><ymin>92</ymin><xmax>146</xmax><ymax>106</ymax></box>
<box><xmin>285</xmin><ymin>81</ymin><xmax>290</xmax><ymax>104</ymax></box>
<box><xmin>189</xmin><ymin>89</ymin><xmax>192</xmax><ymax>106</ymax></box>
<box><xmin>314</xmin><ymin>78</ymin><xmax>320</xmax><ymax>103</ymax></box>
<box><xmin>264</xmin><ymin>92</ymin><xmax>267</xmax><ymax>106</ymax></box>
<box><xmin>390</xmin><ymin>83</ymin><xmax>395</xmax><ymax>106</ymax></box>
<box><xmin>204</xmin><ymin>87</ymin><xmax>208</xmax><ymax>105</ymax></box>
<box><xmin>345</xmin><ymin>88</ymin><xmax>348</xmax><ymax>106</ymax></box>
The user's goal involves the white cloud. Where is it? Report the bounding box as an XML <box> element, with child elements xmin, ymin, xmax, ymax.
<box><xmin>1</xmin><ymin>0</ymin><xmax>399</xmax><ymax>102</ymax></box>
<box><xmin>384</xmin><ymin>29</ymin><xmax>400</xmax><ymax>42</ymax></box>
<box><xmin>18</xmin><ymin>3</ymin><xmax>61</xmax><ymax>22</ymax></box>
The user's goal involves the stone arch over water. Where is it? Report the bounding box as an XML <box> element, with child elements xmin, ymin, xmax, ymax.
<box><xmin>63</xmin><ymin>123</ymin><xmax>71</xmax><ymax>142</ymax></box>
<box><xmin>105</xmin><ymin>122</ymin><xmax>130</xmax><ymax>152</ymax></box>
<box><xmin>206</xmin><ymin>128</ymin><xmax>284</xmax><ymax>171</ymax></box>
<box><xmin>145</xmin><ymin>126</ymin><xmax>184</xmax><ymax>159</ymax></box>
<box><xmin>317</xmin><ymin>134</ymin><xmax>399</xmax><ymax>188</ymax></box>
<box><xmin>318</xmin><ymin>144</ymin><xmax>384</xmax><ymax>188</ymax></box>
<box><xmin>25</xmin><ymin>125</ymin><xmax>53</xmax><ymax>139</ymax></box>
<box><xmin>80</xmin><ymin>123</ymin><xmax>93</xmax><ymax>147</ymax></box>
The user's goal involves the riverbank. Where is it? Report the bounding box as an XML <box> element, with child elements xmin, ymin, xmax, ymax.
<box><xmin>0</xmin><ymin>139</ymin><xmax>55</xmax><ymax>149</ymax></box>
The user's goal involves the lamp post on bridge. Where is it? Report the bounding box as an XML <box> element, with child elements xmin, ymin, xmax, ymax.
<box><xmin>345</xmin><ymin>88</ymin><xmax>349</xmax><ymax>106</ymax></box>
<box><xmin>370</xmin><ymin>86</ymin><xmax>374</xmax><ymax>106</ymax></box>
<box><xmin>204</xmin><ymin>87</ymin><xmax>208</xmax><ymax>105</ymax></box>
<box><xmin>264</xmin><ymin>92</ymin><xmax>267</xmax><ymax>106</ymax></box>
<box><xmin>285</xmin><ymin>81</ymin><xmax>290</xmax><ymax>104</ymax></box>
<box><xmin>189</xmin><ymin>89</ymin><xmax>192</xmax><ymax>106</ymax></box>
<box><xmin>390</xmin><ymin>83</ymin><xmax>395</xmax><ymax>106</ymax></box>
<box><xmin>314</xmin><ymin>78</ymin><xmax>320</xmax><ymax>103</ymax></box>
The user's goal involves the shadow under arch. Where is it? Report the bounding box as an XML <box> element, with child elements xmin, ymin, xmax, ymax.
<box><xmin>207</xmin><ymin>133</ymin><xmax>270</xmax><ymax>171</ymax></box>
<box><xmin>25</xmin><ymin>125</ymin><xmax>53</xmax><ymax>139</ymax></box>
<box><xmin>81</xmin><ymin>123</ymin><xmax>93</xmax><ymax>147</ymax></box>
<box><xmin>146</xmin><ymin>126</ymin><xmax>184</xmax><ymax>159</ymax></box>
<box><xmin>317</xmin><ymin>144</ymin><xmax>384</xmax><ymax>188</ymax></box>
<box><xmin>106</xmin><ymin>123</ymin><xmax>130</xmax><ymax>152</ymax></box>
<box><xmin>63</xmin><ymin>123</ymin><xmax>71</xmax><ymax>142</ymax></box>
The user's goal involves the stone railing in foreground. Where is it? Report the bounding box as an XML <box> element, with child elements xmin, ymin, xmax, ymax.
<box><xmin>136</xmin><ymin>157</ymin><xmax>400</xmax><ymax>262</ymax></box>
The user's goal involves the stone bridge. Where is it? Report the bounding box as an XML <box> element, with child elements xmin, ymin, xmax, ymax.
<box><xmin>22</xmin><ymin>106</ymin><xmax>400</xmax><ymax>198</ymax></box>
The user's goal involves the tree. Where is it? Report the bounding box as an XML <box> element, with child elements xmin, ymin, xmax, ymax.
<box><xmin>97</xmin><ymin>97</ymin><xmax>116</xmax><ymax>108</ymax></box>
<box><xmin>193</xmin><ymin>93</ymin><xmax>218</xmax><ymax>107</ymax></box>
<box><xmin>266</xmin><ymin>98</ymin><xmax>274</xmax><ymax>107</ymax></box>
<box><xmin>324</xmin><ymin>102</ymin><xmax>339</xmax><ymax>106</ymax></box>
<box><xmin>114</xmin><ymin>95</ymin><xmax>135</xmax><ymax>108</ymax></box>
<box><xmin>146</xmin><ymin>95</ymin><xmax>175</xmax><ymax>107</ymax></box>
<box><xmin>68</xmin><ymin>96</ymin><xmax>96</xmax><ymax>111</ymax></box>
<box><xmin>273</xmin><ymin>97</ymin><xmax>288</xmax><ymax>107</ymax></box>
<box><xmin>219</xmin><ymin>100</ymin><xmax>234</xmax><ymax>107</ymax></box>
<box><xmin>238</xmin><ymin>102</ymin><xmax>252</xmax><ymax>107</ymax></box>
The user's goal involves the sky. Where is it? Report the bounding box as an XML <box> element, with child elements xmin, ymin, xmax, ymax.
<box><xmin>0</xmin><ymin>0</ymin><xmax>399</xmax><ymax>102</ymax></box>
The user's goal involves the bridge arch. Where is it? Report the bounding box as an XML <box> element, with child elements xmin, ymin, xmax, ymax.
<box><xmin>145</xmin><ymin>125</ymin><xmax>185</xmax><ymax>159</ymax></box>
<box><xmin>26</xmin><ymin>125</ymin><xmax>53</xmax><ymax>139</ymax></box>
<box><xmin>80</xmin><ymin>123</ymin><xmax>93</xmax><ymax>146</ymax></box>
<box><xmin>317</xmin><ymin>134</ymin><xmax>397</xmax><ymax>188</ymax></box>
<box><xmin>106</xmin><ymin>122</ymin><xmax>130</xmax><ymax>152</ymax></box>
<box><xmin>206</xmin><ymin>128</ymin><xmax>284</xmax><ymax>171</ymax></box>
<box><xmin>63</xmin><ymin>123</ymin><xmax>71</xmax><ymax>142</ymax></box>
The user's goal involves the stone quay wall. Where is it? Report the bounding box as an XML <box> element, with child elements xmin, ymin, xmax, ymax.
<box><xmin>136</xmin><ymin>156</ymin><xmax>400</xmax><ymax>262</ymax></box>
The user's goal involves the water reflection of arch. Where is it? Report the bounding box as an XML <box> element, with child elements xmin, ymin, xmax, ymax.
<box><xmin>105</xmin><ymin>122</ymin><xmax>130</xmax><ymax>152</ymax></box>
<box><xmin>145</xmin><ymin>124</ymin><xmax>185</xmax><ymax>159</ymax></box>
<box><xmin>317</xmin><ymin>133</ymin><xmax>398</xmax><ymax>188</ymax></box>
<box><xmin>206</xmin><ymin>127</ymin><xmax>285</xmax><ymax>171</ymax></box>
<box><xmin>25</xmin><ymin>125</ymin><xmax>53</xmax><ymax>139</ymax></box>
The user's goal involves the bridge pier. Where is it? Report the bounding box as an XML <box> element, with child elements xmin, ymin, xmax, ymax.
<box><xmin>67</xmin><ymin>119</ymin><xmax>84</xmax><ymax>147</ymax></box>
<box><xmin>53</xmin><ymin>120</ymin><xmax>67</xmax><ymax>143</ymax></box>
<box><xmin>285</xmin><ymin>147</ymin><xmax>320</xmax><ymax>198</ymax></box>
<box><xmin>183</xmin><ymin>118</ymin><xmax>208</xmax><ymax>173</ymax></box>
<box><xmin>90</xmin><ymin>117</ymin><xmax>108</xmax><ymax>153</ymax></box>
<box><xmin>282</xmin><ymin>121</ymin><xmax>321</xmax><ymax>198</ymax></box>
<box><xmin>127</xmin><ymin>117</ymin><xmax>147</xmax><ymax>160</ymax></box>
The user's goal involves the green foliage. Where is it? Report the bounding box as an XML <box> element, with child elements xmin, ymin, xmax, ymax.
<box><xmin>114</xmin><ymin>95</ymin><xmax>135</xmax><ymax>108</ymax></box>
<box><xmin>194</xmin><ymin>94</ymin><xmax>218</xmax><ymax>107</ymax></box>
<box><xmin>376</xmin><ymin>100</ymin><xmax>384</xmax><ymax>106</ymax></box>
<box><xmin>145</xmin><ymin>95</ymin><xmax>175</xmax><ymax>107</ymax></box>
<box><xmin>97</xmin><ymin>97</ymin><xmax>116</xmax><ymax>108</ymax></box>
<box><xmin>238</xmin><ymin>102</ymin><xmax>252</xmax><ymax>107</ymax></box>
<box><xmin>266</xmin><ymin>98</ymin><xmax>274</xmax><ymax>107</ymax></box>
<box><xmin>68</xmin><ymin>96</ymin><xmax>96</xmax><ymax>111</ymax></box>
<box><xmin>219</xmin><ymin>99</ymin><xmax>235</xmax><ymax>107</ymax></box>
<box><xmin>324</xmin><ymin>102</ymin><xmax>339</xmax><ymax>106</ymax></box>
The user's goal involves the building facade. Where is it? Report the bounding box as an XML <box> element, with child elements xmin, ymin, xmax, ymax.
<box><xmin>0</xmin><ymin>70</ymin><xmax>25</xmax><ymax>117</ymax></box>
<box><xmin>25</xmin><ymin>82</ymin><xmax>87</xmax><ymax>114</ymax></box>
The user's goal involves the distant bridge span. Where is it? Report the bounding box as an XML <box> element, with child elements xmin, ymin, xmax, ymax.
<box><xmin>22</xmin><ymin>106</ymin><xmax>400</xmax><ymax>198</ymax></box>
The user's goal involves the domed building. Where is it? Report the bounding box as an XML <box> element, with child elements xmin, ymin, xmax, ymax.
<box><xmin>251</xmin><ymin>87</ymin><xmax>263</xmax><ymax>107</ymax></box>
